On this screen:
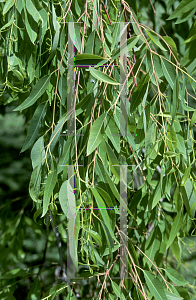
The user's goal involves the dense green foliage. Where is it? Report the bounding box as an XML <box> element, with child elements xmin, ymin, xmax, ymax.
<box><xmin>1</xmin><ymin>0</ymin><xmax>196</xmax><ymax>299</ymax></box>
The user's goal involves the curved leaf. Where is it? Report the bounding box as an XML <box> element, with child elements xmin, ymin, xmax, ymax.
<box><xmin>21</xmin><ymin>102</ymin><xmax>47</xmax><ymax>152</ymax></box>
<box><xmin>14</xmin><ymin>75</ymin><xmax>51</xmax><ymax>111</ymax></box>
<box><xmin>89</xmin><ymin>67</ymin><xmax>121</xmax><ymax>85</ymax></box>
<box><xmin>87</xmin><ymin>113</ymin><xmax>106</xmax><ymax>156</ymax></box>
<box><xmin>165</xmin><ymin>269</ymin><xmax>188</xmax><ymax>286</ymax></box>
<box><xmin>166</xmin><ymin>210</ymin><xmax>183</xmax><ymax>249</ymax></box>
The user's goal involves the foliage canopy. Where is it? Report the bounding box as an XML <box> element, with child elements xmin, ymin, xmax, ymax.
<box><xmin>1</xmin><ymin>0</ymin><xmax>196</xmax><ymax>299</ymax></box>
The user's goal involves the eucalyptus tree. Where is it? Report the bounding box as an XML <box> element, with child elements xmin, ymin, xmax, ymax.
<box><xmin>1</xmin><ymin>0</ymin><xmax>196</xmax><ymax>299</ymax></box>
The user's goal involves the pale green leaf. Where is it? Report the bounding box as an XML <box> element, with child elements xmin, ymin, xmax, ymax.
<box><xmin>167</xmin><ymin>0</ymin><xmax>196</xmax><ymax>20</ymax></box>
<box><xmin>89</xmin><ymin>67</ymin><xmax>121</xmax><ymax>85</ymax></box>
<box><xmin>3</xmin><ymin>0</ymin><xmax>14</xmax><ymax>15</ymax></box>
<box><xmin>87</xmin><ymin>113</ymin><xmax>106</xmax><ymax>156</ymax></box>
<box><xmin>165</xmin><ymin>269</ymin><xmax>188</xmax><ymax>286</ymax></box>
<box><xmin>59</xmin><ymin>181</ymin><xmax>68</xmax><ymax>216</ymax></box>
<box><xmin>143</xmin><ymin>270</ymin><xmax>168</xmax><ymax>300</ymax></box>
<box><xmin>111</xmin><ymin>281</ymin><xmax>121</xmax><ymax>298</ymax></box>
<box><xmin>42</xmin><ymin>170</ymin><xmax>57</xmax><ymax>217</ymax></box>
<box><xmin>14</xmin><ymin>75</ymin><xmax>51</xmax><ymax>111</ymax></box>
<box><xmin>190</xmin><ymin>109</ymin><xmax>196</xmax><ymax>129</ymax></box>
<box><xmin>165</xmin><ymin>290</ymin><xmax>183</xmax><ymax>300</ymax></box>
<box><xmin>161</xmin><ymin>58</ymin><xmax>176</xmax><ymax>89</ymax></box>
<box><xmin>167</xmin><ymin>210</ymin><xmax>183</xmax><ymax>249</ymax></box>
<box><xmin>90</xmin><ymin>187</ymin><xmax>118</xmax><ymax>243</ymax></box>
<box><xmin>146</xmin><ymin>30</ymin><xmax>167</xmax><ymax>51</ymax></box>
<box><xmin>105</xmin><ymin>115</ymin><xmax>120</xmax><ymax>153</ymax></box>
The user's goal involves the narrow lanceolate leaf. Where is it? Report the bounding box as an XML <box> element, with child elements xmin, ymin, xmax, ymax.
<box><xmin>165</xmin><ymin>290</ymin><xmax>183</xmax><ymax>300</ymax></box>
<box><xmin>21</xmin><ymin>102</ymin><xmax>47</xmax><ymax>152</ymax></box>
<box><xmin>105</xmin><ymin>140</ymin><xmax>120</xmax><ymax>180</ymax></box>
<box><xmin>145</xmin><ymin>123</ymin><xmax>155</xmax><ymax>152</ymax></box>
<box><xmin>87</xmin><ymin>113</ymin><xmax>106</xmax><ymax>156</ymax></box>
<box><xmin>3</xmin><ymin>0</ymin><xmax>14</xmax><ymax>15</ymax></box>
<box><xmin>161</xmin><ymin>58</ymin><xmax>176</xmax><ymax>89</ymax></box>
<box><xmin>130</xmin><ymin>73</ymin><xmax>150</xmax><ymax>113</ymax></box>
<box><xmin>88</xmin><ymin>230</ymin><xmax>102</xmax><ymax>247</ymax></box>
<box><xmin>48</xmin><ymin>116</ymin><xmax>68</xmax><ymax>154</ymax></box>
<box><xmin>172</xmin><ymin>76</ymin><xmax>179</xmax><ymax>125</ymax></box>
<box><xmin>89</xmin><ymin>67</ymin><xmax>121</xmax><ymax>85</ymax></box>
<box><xmin>167</xmin><ymin>0</ymin><xmax>196</xmax><ymax>20</ymax></box>
<box><xmin>111</xmin><ymin>281</ymin><xmax>121</xmax><ymax>298</ymax></box>
<box><xmin>105</xmin><ymin>115</ymin><xmax>120</xmax><ymax>153</ymax></box>
<box><xmin>143</xmin><ymin>270</ymin><xmax>168</xmax><ymax>300</ymax></box>
<box><xmin>42</xmin><ymin>170</ymin><xmax>57</xmax><ymax>217</ymax></box>
<box><xmin>190</xmin><ymin>109</ymin><xmax>196</xmax><ymax>129</ymax></box>
<box><xmin>180</xmin><ymin>166</ymin><xmax>191</xmax><ymax>186</ymax></box>
<box><xmin>180</xmin><ymin>77</ymin><xmax>195</xmax><ymax>111</ymax></box>
<box><xmin>59</xmin><ymin>181</ymin><xmax>68</xmax><ymax>216</ymax></box>
<box><xmin>165</xmin><ymin>269</ymin><xmax>188</xmax><ymax>286</ymax></box>
<box><xmin>14</xmin><ymin>75</ymin><xmax>51</xmax><ymax>111</ymax></box>
<box><xmin>146</xmin><ymin>30</ymin><xmax>167</xmax><ymax>51</ymax></box>
<box><xmin>42</xmin><ymin>4</ymin><xmax>59</xmax><ymax>67</ymax></box>
<box><xmin>26</xmin><ymin>0</ymin><xmax>43</xmax><ymax>23</ymax></box>
<box><xmin>69</xmin><ymin>53</ymin><xmax>109</xmax><ymax>66</ymax></box>
<box><xmin>90</xmin><ymin>187</ymin><xmax>118</xmax><ymax>243</ymax></box>
<box><xmin>166</xmin><ymin>210</ymin><xmax>183</xmax><ymax>249</ymax></box>
<box><xmin>168</xmin><ymin>124</ymin><xmax>177</xmax><ymax>151</ymax></box>
<box><xmin>111</xmin><ymin>36</ymin><xmax>139</xmax><ymax>61</ymax></box>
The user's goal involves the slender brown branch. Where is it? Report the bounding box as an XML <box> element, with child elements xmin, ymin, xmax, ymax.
<box><xmin>102</xmin><ymin>1</ymin><xmax>113</xmax><ymax>25</ymax></box>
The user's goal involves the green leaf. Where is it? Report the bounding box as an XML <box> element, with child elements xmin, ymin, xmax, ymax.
<box><xmin>165</xmin><ymin>290</ymin><xmax>183</xmax><ymax>300</ymax></box>
<box><xmin>111</xmin><ymin>281</ymin><xmax>121</xmax><ymax>298</ymax></box>
<box><xmin>90</xmin><ymin>187</ymin><xmax>118</xmax><ymax>243</ymax></box>
<box><xmin>59</xmin><ymin>181</ymin><xmax>68</xmax><ymax>216</ymax></box>
<box><xmin>172</xmin><ymin>77</ymin><xmax>179</xmax><ymax>125</ymax></box>
<box><xmin>105</xmin><ymin>115</ymin><xmax>120</xmax><ymax>153</ymax></box>
<box><xmin>87</xmin><ymin>113</ymin><xmax>106</xmax><ymax>156</ymax></box>
<box><xmin>42</xmin><ymin>4</ymin><xmax>59</xmax><ymax>67</ymax></box>
<box><xmin>163</xmin><ymin>151</ymin><xmax>182</xmax><ymax>157</ymax></box>
<box><xmin>42</xmin><ymin>170</ymin><xmax>57</xmax><ymax>217</ymax></box>
<box><xmin>105</xmin><ymin>140</ymin><xmax>120</xmax><ymax>180</ymax></box>
<box><xmin>89</xmin><ymin>67</ymin><xmax>121</xmax><ymax>85</ymax></box>
<box><xmin>26</xmin><ymin>0</ymin><xmax>43</xmax><ymax>23</ymax></box>
<box><xmin>180</xmin><ymin>77</ymin><xmax>195</xmax><ymax>111</ymax></box>
<box><xmin>166</xmin><ymin>210</ymin><xmax>183</xmax><ymax>249</ymax></box>
<box><xmin>85</xmin><ymin>31</ymin><xmax>95</xmax><ymax>54</ymax></box>
<box><xmin>41</xmin><ymin>283</ymin><xmax>67</xmax><ymax>299</ymax></box>
<box><xmin>21</xmin><ymin>102</ymin><xmax>47</xmax><ymax>152</ymax></box>
<box><xmin>167</xmin><ymin>0</ymin><xmax>196</xmax><ymax>20</ymax></box>
<box><xmin>143</xmin><ymin>270</ymin><xmax>168</xmax><ymax>300</ymax></box>
<box><xmin>88</xmin><ymin>230</ymin><xmax>102</xmax><ymax>247</ymax></box>
<box><xmin>190</xmin><ymin>109</ymin><xmax>196</xmax><ymax>129</ymax></box>
<box><xmin>146</xmin><ymin>30</ymin><xmax>167</xmax><ymax>51</ymax></box>
<box><xmin>22</xmin><ymin>0</ymin><xmax>37</xmax><ymax>44</ymax></box>
<box><xmin>27</xmin><ymin>277</ymin><xmax>42</xmax><ymax>300</ymax></box>
<box><xmin>161</xmin><ymin>58</ymin><xmax>176</xmax><ymax>89</ymax></box>
<box><xmin>0</xmin><ymin>13</ymin><xmax>14</xmax><ymax>31</ymax></box>
<box><xmin>180</xmin><ymin>166</ymin><xmax>191</xmax><ymax>186</ymax></box>
<box><xmin>14</xmin><ymin>75</ymin><xmax>51</xmax><ymax>111</ymax></box>
<box><xmin>145</xmin><ymin>226</ymin><xmax>162</xmax><ymax>266</ymax></box>
<box><xmin>130</xmin><ymin>73</ymin><xmax>150</xmax><ymax>113</ymax></box>
<box><xmin>165</xmin><ymin>269</ymin><xmax>188</xmax><ymax>286</ymax></box>
<box><xmin>69</xmin><ymin>54</ymin><xmax>109</xmax><ymax>66</ymax></box>
<box><xmin>31</xmin><ymin>135</ymin><xmax>45</xmax><ymax>169</ymax></box>
<box><xmin>168</xmin><ymin>124</ymin><xmax>177</xmax><ymax>151</ymax></box>
<box><xmin>3</xmin><ymin>0</ymin><xmax>14</xmax><ymax>15</ymax></box>
<box><xmin>111</xmin><ymin>22</ymin><xmax>120</xmax><ymax>53</ymax></box>
<box><xmin>145</xmin><ymin>123</ymin><xmax>155</xmax><ymax>153</ymax></box>
<box><xmin>111</xmin><ymin>36</ymin><xmax>139</xmax><ymax>61</ymax></box>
